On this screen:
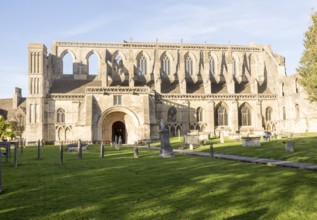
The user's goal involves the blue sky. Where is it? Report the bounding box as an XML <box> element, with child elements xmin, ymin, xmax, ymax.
<box><xmin>0</xmin><ymin>0</ymin><xmax>316</xmax><ymax>98</ymax></box>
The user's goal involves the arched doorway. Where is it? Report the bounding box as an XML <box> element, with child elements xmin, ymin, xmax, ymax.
<box><xmin>112</xmin><ymin>121</ymin><xmax>126</xmax><ymax>143</ymax></box>
<box><xmin>98</xmin><ymin>107</ymin><xmax>141</xmax><ymax>144</ymax></box>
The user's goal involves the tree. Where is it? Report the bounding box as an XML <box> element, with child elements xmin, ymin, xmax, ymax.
<box><xmin>297</xmin><ymin>11</ymin><xmax>317</xmax><ymax>102</ymax></box>
<box><xmin>0</xmin><ymin>115</ymin><xmax>15</xmax><ymax>140</ymax></box>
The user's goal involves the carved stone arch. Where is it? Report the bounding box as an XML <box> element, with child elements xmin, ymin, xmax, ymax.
<box><xmin>97</xmin><ymin>106</ymin><xmax>141</xmax><ymax>144</ymax></box>
<box><xmin>112</xmin><ymin>50</ymin><xmax>128</xmax><ymax>62</ymax></box>
<box><xmin>239</xmin><ymin>102</ymin><xmax>252</xmax><ymax>110</ymax></box>
<box><xmin>85</xmin><ymin>50</ymin><xmax>102</xmax><ymax>61</ymax></box>
<box><xmin>59</xmin><ymin>49</ymin><xmax>76</xmax><ymax>60</ymax></box>
<box><xmin>239</xmin><ymin>102</ymin><xmax>252</xmax><ymax>126</ymax></box>
<box><xmin>160</xmin><ymin>51</ymin><xmax>174</xmax><ymax>61</ymax></box>
<box><xmin>215</xmin><ymin>101</ymin><xmax>229</xmax><ymax>126</ymax></box>
<box><xmin>215</xmin><ymin>101</ymin><xmax>229</xmax><ymax>111</ymax></box>
<box><xmin>184</xmin><ymin>51</ymin><xmax>197</xmax><ymax>62</ymax></box>
<box><xmin>65</xmin><ymin>126</ymin><xmax>72</xmax><ymax>140</ymax></box>
<box><xmin>208</xmin><ymin>52</ymin><xmax>219</xmax><ymax>77</ymax></box>
<box><xmin>136</xmin><ymin>50</ymin><xmax>151</xmax><ymax>61</ymax></box>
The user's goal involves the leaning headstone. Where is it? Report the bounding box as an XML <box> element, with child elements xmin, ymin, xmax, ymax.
<box><xmin>159</xmin><ymin>119</ymin><xmax>174</xmax><ymax>158</ymax></box>
<box><xmin>220</xmin><ymin>131</ymin><xmax>224</xmax><ymax>144</ymax></box>
<box><xmin>134</xmin><ymin>141</ymin><xmax>139</xmax><ymax>158</ymax></box>
<box><xmin>20</xmin><ymin>139</ymin><xmax>23</xmax><ymax>155</ymax></box>
<box><xmin>118</xmin><ymin>136</ymin><xmax>122</xmax><ymax>149</ymax></box>
<box><xmin>147</xmin><ymin>141</ymin><xmax>151</xmax><ymax>150</ymax></box>
<box><xmin>59</xmin><ymin>143</ymin><xmax>63</xmax><ymax>166</ymax></box>
<box><xmin>100</xmin><ymin>143</ymin><xmax>105</xmax><ymax>158</ymax></box>
<box><xmin>37</xmin><ymin>139</ymin><xmax>41</xmax><ymax>160</ymax></box>
<box><xmin>285</xmin><ymin>141</ymin><xmax>295</xmax><ymax>152</ymax></box>
<box><xmin>77</xmin><ymin>139</ymin><xmax>82</xmax><ymax>160</ymax></box>
<box><xmin>13</xmin><ymin>142</ymin><xmax>18</xmax><ymax>167</ymax></box>
<box><xmin>209</xmin><ymin>144</ymin><xmax>214</xmax><ymax>158</ymax></box>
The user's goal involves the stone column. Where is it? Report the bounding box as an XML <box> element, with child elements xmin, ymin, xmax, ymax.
<box><xmin>255</xmin><ymin>100</ymin><xmax>264</xmax><ymax>134</ymax></box>
<box><xmin>206</xmin><ymin>100</ymin><xmax>215</xmax><ymax>135</ymax></box>
<box><xmin>231</xmin><ymin>100</ymin><xmax>239</xmax><ymax>132</ymax></box>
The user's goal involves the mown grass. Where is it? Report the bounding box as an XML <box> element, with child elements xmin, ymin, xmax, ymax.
<box><xmin>151</xmin><ymin>134</ymin><xmax>317</xmax><ymax>164</ymax></box>
<box><xmin>0</xmin><ymin>145</ymin><xmax>316</xmax><ymax>219</ymax></box>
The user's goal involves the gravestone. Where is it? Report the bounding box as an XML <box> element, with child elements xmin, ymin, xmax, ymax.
<box><xmin>159</xmin><ymin>120</ymin><xmax>174</xmax><ymax>158</ymax></box>
<box><xmin>77</xmin><ymin>139</ymin><xmax>82</xmax><ymax>160</ymax></box>
<box><xmin>100</xmin><ymin>143</ymin><xmax>105</xmax><ymax>158</ymax></box>
<box><xmin>13</xmin><ymin>142</ymin><xmax>18</xmax><ymax>167</ymax></box>
<box><xmin>220</xmin><ymin>131</ymin><xmax>224</xmax><ymax>143</ymax></box>
<box><xmin>242</xmin><ymin>137</ymin><xmax>261</xmax><ymax>147</ymax></box>
<box><xmin>284</xmin><ymin>141</ymin><xmax>295</xmax><ymax>152</ymax></box>
<box><xmin>134</xmin><ymin>141</ymin><xmax>139</xmax><ymax>158</ymax></box>
<box><xmin>59</xmin><ymin>143</ymin><xmax>63</xmax><ymax>166</ymax></box>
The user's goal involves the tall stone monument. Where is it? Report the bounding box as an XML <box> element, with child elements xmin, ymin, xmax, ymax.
<box><xmin>159</xmin><ymin>119</ymin><xmax>174</xmax><ymax>158</ymax></box>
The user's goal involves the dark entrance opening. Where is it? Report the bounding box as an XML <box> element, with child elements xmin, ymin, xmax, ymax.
<box><xmin>112</xmin><ymin>121</ymin><xmax>126</xmax><ymax>144</ymax></box>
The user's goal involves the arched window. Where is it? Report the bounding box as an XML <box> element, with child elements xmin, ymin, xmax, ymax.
<box><xmin>239</xmin><ymin>104</ymin><xmax>251</xmax><ymax>126</ymax></box>
<box><xmin>295</xmin><ymin>104</ymin><xmax>299</xmax><ymax>119</ymax></box>
<box><xmin>295</xmin><ymin>78</ymin><xmax>299</xmax><ymax>93</ymax></box>
<box><xmin>88</xmin><ymin>53</ymin><xmax>99</xmax><ymax>75</ymax></box>
<box><xmin>215</xmin><ymin>105</ymin><xmax>228</xmax><ymax>126</ymax></box>
<box><xmin>57</xmin><ymin>108</ymin><xmax>65</xmax><ymax>123</ymax></box>
<box><xmin>197</xmin><ymin>107</ymin><xmax>203</xmax><ymax>122</ymax></box>
<box><xmin>137</xmin><ymin>54</ymin><xmax>147</xmax><ymax>75</ymax></box>
<box><xmin>210</xmin><ymin>57</ymin><xmax>215</xmax><ymax>76</ymax></box>
<box><xmin>62</xmin><ymin>53</ymin><xmax>73</xmax><ymax>75</ymax></box>
<box><xmin>282</xmin><ymin>83</ymin><xmax>285</xmax><ymax>96</ymax></box>
<box><xmin>185</xmin><ymin>55</ymin><xmax>193</xmax><ymax>75</ymax></box>
<box><xmin>266</xmin><ymin>107</ymin><xmax>273</xmax><ymax>121</ymax></box>
<box><xmin>114</xmin><ymin>54</ymin><xmax>123</xmax><ymax>71</ymax></box>
<box><xmin>167</xmin><ymin>107</ymin><xmax>177</xmax><ymax>122</ymax></box>
<box><xmin>161</xmin><ymin>55</ymin><xmax>170</xmax><ymax>75</ymax></box>
<box><xmin>233</xmin><ymin>58</ymin><xmax>237</xmax><ymax>76</ymax></box>
<box><xmin>283</xmin><ymin>107</ymin><xmax>286</xmax><ymax>120</ymax></box>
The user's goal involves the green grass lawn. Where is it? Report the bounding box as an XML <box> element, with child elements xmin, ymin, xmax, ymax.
<box><xmin>0</xmin><ymin>145</ymin><xmax>316</xmax><ymax>219</ymax></box>
<box><xmin>154</xmin><ymin>134</ymin><xmax>317</xmax><ymax>164</ymax></box>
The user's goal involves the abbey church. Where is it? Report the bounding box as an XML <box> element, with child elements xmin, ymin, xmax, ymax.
<box><xmin>1</xmin><ymin>40</ymin><xmax>317</xmax><ymax>144</ymax></box>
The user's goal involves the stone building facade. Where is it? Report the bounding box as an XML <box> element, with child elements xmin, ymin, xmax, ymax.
<box><xmin>2</xmin><ymin>40</ymin><xmax>317</xmax><ymax>144</ymax></box>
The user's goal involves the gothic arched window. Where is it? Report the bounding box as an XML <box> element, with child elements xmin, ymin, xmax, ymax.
<box><xmin>215</xmin><ymin>105</ymin><xmax>228</xmax><ymax>126</ymax></box>
<box><xmin>239</xmin><ymin>104</ymin><xmax>251</xmax><ymax>126</ymax></box>
<box><xmin>114</xmin><ymin>54</ymin><xmax>123</xmax><ymax>71</ymax></box>
<box><xmin>197</xmin><ymin>107</ymin><xmax>203</xmax><ymax>122</ymax></box>
<box><xmin>137</xmin><ymin>54</ymin><xmax>147</xmax><ymax>75</ymax></box>
<box><xmin>57</xmin><ymin>108</ymin><xmax>65</xmax><ymax>123</ymax></box>
<box><xmin>295</xmin><ymin>78</ymin><xmax>299</xmax><ymax>93</ymax></box>
<box><xmin>161</xmin><ymin>55</ymin><xmax>170</xmax><ymax>75</ymax></box>
<box><xmin>185</xmin><ymin>56</ymin><xmax>193</xmax><ymax>75</ymax></box>
<box><xmin>167</xmin><ymin>107</ymin><xmax>177</xmax><ymax>122</ymax></box>
<box><xmin>266</xmin><ymin>107</ymin><xmax>273</xmax><ymax>121</ymax></box>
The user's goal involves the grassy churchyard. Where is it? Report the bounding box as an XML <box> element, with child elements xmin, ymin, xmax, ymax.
<box><xmin>0</xmin><ymin>134</ymin><xmax>316</xmax><ymax>219</ymax></box>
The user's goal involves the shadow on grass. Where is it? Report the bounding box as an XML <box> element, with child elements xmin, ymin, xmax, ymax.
<box><xmin>0</xmin><ymin>145</ymin><xmax>316</xmax><ymax>219</ymax></box>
